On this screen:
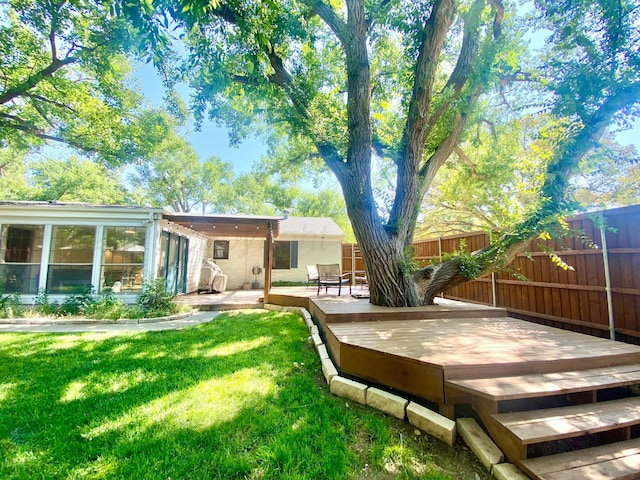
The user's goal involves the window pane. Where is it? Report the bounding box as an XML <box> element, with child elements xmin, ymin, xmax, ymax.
<box><xmin>101</xmin><ymin>265</ymin><xmax>144</xmax><ymax>292</ymax></box>
<box><xmin>47</xmin><ymin>265</ymin><xmax>93</xmax><ymax>294</ymax></box>
<box><xmin>49</xmin><ymin>226</ymin><xmax>95</xmax><ymax>264</ymax></box>
<box><xmin>157</xmin><ymin>232</ymin><xmax>169</xmax><ymax>278</ymax></box>
<box><xmin>47</xmin><ymin>226</ymin><xmax>95</xmax><ymax>293</ymax></box>
<box><xmin>0</xmin><ymin>225</ymin><xmax>44</xmax><ymax>294</ymax></box>
<box><xmin>273</xmin><ymin>241</ymin><xmax>291</xmax><ymax>269</ymax></box>
<box><xmin>103</xmin><ymin>227</ymin><xmax>146</xmax><ymax>264</ymax></box>
<box><xmin>1</xmin><ymin>225</ymin><xmax>44</xmax><ymax>263</ymax></box>
<box><xmin>0</xmin><ymin>264</ymin><xmax>40</xmax><ymax>294</ymax></box>
<box><xmin>101</xmin><ymin>227</ymin><xmax>146</xmax><ymax>292</ymax></box>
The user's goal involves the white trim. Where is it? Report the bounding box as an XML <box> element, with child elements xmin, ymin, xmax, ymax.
<box><xmin>92</xmin><ymin>226</ymin><xmax>104</xmax><ymax>292</ymax></box>
<box><xmin>39</xmin><ymin>224</ymin><xmax>53</xmax><ymax>291</ymax></box>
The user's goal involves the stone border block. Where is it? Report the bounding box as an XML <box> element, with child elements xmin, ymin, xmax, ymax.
<box><xmin>330</xmin><ymin>376</ymin><xmax>367</xmax><ymax>404</ymax></box>
<box><xmin>491</xmin><ymin>463</ymin><xmax>529</xmax><ymax>480</ymax></box>
<box><xmin>263</xmin><ymin>303</ymin><xmax>282</xmax><ymax>311</ymax></box>
<box><xmin>311</xmin><ymin>332</ymin><xmax>323</xmax><ymax>348</ymax></box>
<box><xmin>407</xmin><ymin>402</ymin><xmax>456</xmax><ymax>446</ymax></box>
<box><xmin>366</xmin><ymin>387</ymin><xmax>408</xmax><ymax>420</ymax></box>
<box><xmin>321</xmin><ymin>356</ymin><xmax>338</xmax><ymax>384</ymax></box>
<box><xmin>310</xmin><ymin>324</ymin><xmax>319</xmax><ymax>336</ymax></box>
<box><xmin>317</xmin><ymin>344</ymin><xmax>330</xmax><ymax>360</ymax></box>
<box><xmin>457</xmin><ymin>417</ymin><xmax>503</xmax><ymax>469</ymax></box>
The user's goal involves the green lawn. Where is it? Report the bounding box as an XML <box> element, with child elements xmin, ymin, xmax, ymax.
<box><xmin>0</xmin><ymin>310</ymin><xmax>485</xmax><ymax>479</ymax></box>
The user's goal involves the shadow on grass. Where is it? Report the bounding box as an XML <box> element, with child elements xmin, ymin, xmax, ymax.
<box><xmin>0</xmin><ymin>310</ymin><xmax>484</xmax><ymax>480</ymax></box>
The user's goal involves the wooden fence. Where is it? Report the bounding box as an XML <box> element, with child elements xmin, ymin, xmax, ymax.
<box><xmin>342</xmin><ymin>204</ymin><xmax>640</xmax><ymax>342</ymax></box>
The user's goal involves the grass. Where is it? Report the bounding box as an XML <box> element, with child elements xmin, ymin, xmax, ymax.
<box><xmin>0</xmin><ymin>310</ymin><xmax>485</xmax><ymax>479</ymax></box>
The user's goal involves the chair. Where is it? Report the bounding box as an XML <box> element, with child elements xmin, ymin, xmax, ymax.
<box><xmin>317</xmin><ymin>263</ymin><xmax>351</xmax><ymax>296</ymax></box>
<box><xmin>354</xmin><ymin>272</ymin><xmax>368</xmax><ymax>289</ymax></box>
<box><xmin>306</xmin><ymin>265</ymin><xmax>319</xmax><ymax>289</ymax></box>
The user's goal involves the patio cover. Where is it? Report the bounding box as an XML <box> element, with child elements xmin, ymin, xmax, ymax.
<box><xmin>162</xmin><ymin>212</ymin><xmax>281</xmax><ymax>302</ymax></box>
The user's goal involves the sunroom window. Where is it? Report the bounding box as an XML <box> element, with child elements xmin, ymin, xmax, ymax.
<box><xmin>47</xmin><ymin>226</ymin><xmax>95</xmax><ymax>294</ymax></box>
<box><xmin>102</xmin><ymin>226</ymin><xmax>146</xmax><ymax>292</ymax></box>
<box><xmin>0</xmin><ymin>225</ymin><xmax>44</xmax><ymax>294</ymax></box>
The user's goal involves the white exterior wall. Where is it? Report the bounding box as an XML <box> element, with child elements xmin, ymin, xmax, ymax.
<box><xmin>211</xmin><ymin>237</ymin><xmax>265</xmax><ymax>290</ymax></box>
<box><xmin>210</xmin><ymin>235</ymin><xmax>343</xmax><ymax>289</ymax></box>
<box><xmin>272</xmin><ymin>237</ymin><xmax>343</xmax><ymax>284</ymax></box>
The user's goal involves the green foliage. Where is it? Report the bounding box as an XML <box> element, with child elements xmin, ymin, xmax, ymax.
<box><xmin>399</xmin><ymin>246</ymin><xmax>420</xmax><ymax>277</ymax></box>
<box><xmin>58</xmin><ymin>287</ymin><xmax>97</xmax><ymax>316</ymax></box>
<box><xmin>135</xmin><ymin>279</ymin><xmax>178</xmax><ymax>317</ymax></box>
<box><xmin>84</xmin><ymin>290</ymin><xmax>128</xmax><ymax>320</ymax></box>
<box><xmin>25</xmin><ymin>157</ymin><xmax>129</xmax><ymax>204</ymax></box>
<box><xmin>33</xmin><ymin>289</ymin><xmax>59</xmax><ymax>316</ymax></box>
<box><xmin>14</xmin><ymin>285</ymin><xmax>178</xmax><ymax>320</ymax></box>
<box><xmin>0</xmin><ymin>292</ymin><xmax>22</xmax><ymax>319</ymax></box>
<box><xmin>440</xmin><ymin>240</ymin><xmax>484</xmax><ymax>280</ymax></box>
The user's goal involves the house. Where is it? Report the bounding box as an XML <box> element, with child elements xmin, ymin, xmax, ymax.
<box><xmin>0</xmin><ymin>201</ymin><xmax>344</xmax><ymax>303</ymax></box>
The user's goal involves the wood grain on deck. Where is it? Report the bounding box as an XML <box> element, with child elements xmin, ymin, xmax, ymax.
<box><xmin>328</xmin><ymin>317</ymin><xmax>640</xmax><ymax>385</ymax></box>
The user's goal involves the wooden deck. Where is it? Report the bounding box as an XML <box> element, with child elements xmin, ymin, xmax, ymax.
<box><xmin>316</xmin><ymin>306</ymin><xmax>640</xmax><ymax>411</ymax></box>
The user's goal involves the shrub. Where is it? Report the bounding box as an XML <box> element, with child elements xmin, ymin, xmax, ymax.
<box><xmin>135</xmin><ymin>279</ymin><xmax>178</xmax><ymax>317</ymax></box>
<box><xmin>58</xmin><ymin>287</ymin><xmax>96</xmax><ymax>316</ymax></box>
<box><xmin>0</xmin><ymin>292</ymin><xmax>22</xmax><ymax>318</ymax></box>
<box><xmin>85</xmin><ymin>290</ymin><xmax>127</xmax><ymax>320</ymax></box>
<box><xmin>34</xmin><ymin>289</ymin><xmax>59</xmax><ymax>316</ymax></box>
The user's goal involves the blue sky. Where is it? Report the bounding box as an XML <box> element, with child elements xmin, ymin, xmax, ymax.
<box><xmin>134</xmin><ymin>62</ymin><xmax>267</xmax><ymax>175</ymax></box>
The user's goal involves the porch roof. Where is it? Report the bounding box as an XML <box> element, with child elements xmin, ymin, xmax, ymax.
<box><xmin>162</xmin><ymin>212</ymin><xmax>281</xmax><ymax>238</ymax></box>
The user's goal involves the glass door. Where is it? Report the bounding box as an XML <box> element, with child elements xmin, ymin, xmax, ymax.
<box><xmin>157</xmin><ymin>232</ymin><xmax>189</xmax><ymax>295</ymax></box>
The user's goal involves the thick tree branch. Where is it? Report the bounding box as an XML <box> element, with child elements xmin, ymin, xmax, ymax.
<box><xmin>444</xmin><ymin>0</ymin><xmax>484</xmax><ymax>92</ymax></box>
<box><xmin>0</xmin><ymin>56</ymin><xmax>78</xmax><ymax>106</ymax></box>
<box><xmin>389</xmin><ymin>0</ymin><xmax>456</xmax><ymax>234</ymax></box>
<box><xmin>301</xmin><ymin>0</ymin><xmax>348</xmax><ymax>46</ymax></box>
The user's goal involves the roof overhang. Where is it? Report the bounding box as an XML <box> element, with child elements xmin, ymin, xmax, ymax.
<box><xmin>162</xmin><ymin>212</ymin><xmax>281</xmax><ymax>238</ymax></box>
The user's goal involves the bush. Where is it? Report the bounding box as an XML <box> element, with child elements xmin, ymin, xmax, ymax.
<box><xmin>34</xmin><ymin>289</ymin><xmax>59</xmax><ymax>316</ymax></box>
<box><xmin>0</xmin><ymin>292</ymin><xmax>22</xmax><ymax>318</ymax></box>
<box><xmin>135</xmin><ymin>279</ymin><xmax>178</xmax><ymax>317</ymax></box>
<box><xmin>58</xmin><ymin>287</ymin><xmax>96</xmax><ymax>316</ymax></box>
<box><xmin>85</xmin><ymin>290</ymin><xmax>128</xmax><ymax>320</ymax></box>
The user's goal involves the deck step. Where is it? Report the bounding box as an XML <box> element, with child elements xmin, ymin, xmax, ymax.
<box><xmin>446</xmin><ymin>364</ymin><xmax>640</xmax><ymax>401</ymax></box>
<box><xmin>520</xmin><ymin>438</ymin><xmax>640</xmax><ymax>480</ymax></box>
<box><xmin>493</xmin><ymin>397</ymin><xmax>640</xmax><ymax>446</ymax></box>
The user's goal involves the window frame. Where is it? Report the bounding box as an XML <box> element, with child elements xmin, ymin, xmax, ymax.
<box><xmin>272</xmin><ymin>241</ymin><xmax>298</xmax><ymax>270</ymax></box>
<box><xmin>213</xmin><ymin>240</ymin><xmax>230</xmax><ymax>260</ymax></box>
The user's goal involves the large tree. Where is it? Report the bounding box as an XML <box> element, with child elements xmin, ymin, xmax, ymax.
<box><xmin>135</xmin><ymin>0</ymin><xmax>639</xmax><ymax>306</ymax></box>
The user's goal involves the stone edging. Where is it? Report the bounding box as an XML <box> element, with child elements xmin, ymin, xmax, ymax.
<box><xmin>264</xmin><ymin>303</ymin><xmax>529</xmax><ymax>480</ymax></box>
<box><xmin>0</xmin><ymin>309</ymin><xmax>198</xmax><ymax>326</ymax></box>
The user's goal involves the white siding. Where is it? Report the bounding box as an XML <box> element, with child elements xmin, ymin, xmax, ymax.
<box><xmin>272</xmin><ymin>239</ymin><xmax>342</xmax><ymax>284</ymax></box>
<box><xmin>210</xmin><ymin>236</ymin><xmax>343</xmax><ymax>289</ymax></box>
<box><xmin>211</xmin><ymin>237</ymin><xmax>264</xmax><ymax>289</ymax></box>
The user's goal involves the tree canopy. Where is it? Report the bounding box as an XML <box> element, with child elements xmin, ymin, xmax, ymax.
<box><xmin>126</xmin><ymin>0</ymin><xmax>640</xmax><ymax>306</ymax></box>
<box><xmin>0</xmin><ymin>0</ymin><xmax>172</xmax><ymax>163</ymax></box>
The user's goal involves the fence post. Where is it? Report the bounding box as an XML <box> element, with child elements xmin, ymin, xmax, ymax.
<box><xmin>351</xmin><ymin>243</ymin><xmax>356</xmax><ymax>285</ymax></box>
<box><xmin>600</xmin><ymin>213</ymin><xmax>616</xmax><ymax>341</ymax></box>
<box><xmin>491</xmin><ymin>272</ymin><xmax>497</xmax><ymax>307</ymax></box>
